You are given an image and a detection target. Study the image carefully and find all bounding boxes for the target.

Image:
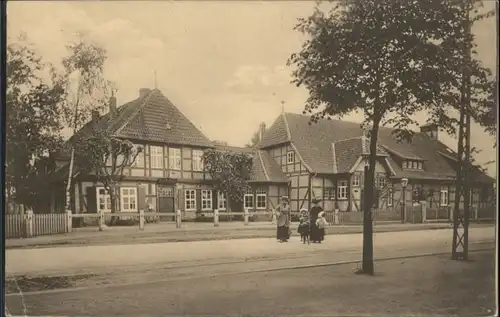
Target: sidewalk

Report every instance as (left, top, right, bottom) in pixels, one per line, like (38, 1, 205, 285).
(4, 221, 458, 249)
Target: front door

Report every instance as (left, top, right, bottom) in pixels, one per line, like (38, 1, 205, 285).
(158, 186, 175, 215)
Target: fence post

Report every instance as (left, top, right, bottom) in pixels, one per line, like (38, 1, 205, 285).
(139, 209, 145, 231)
(214, 209, 219, 227)
(176, 209, 182, 228)
(271, 211, 277, 224)
(244, 209, 250, 225)
(66, 209, 73, 233)
(98, 211, 105, 231)
(334, 209, 339, 225)
(25, 209, 34, 238)
(421, 201, 427, 223)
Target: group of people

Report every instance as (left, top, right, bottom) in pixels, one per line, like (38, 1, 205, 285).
(273, 196, 328, 244)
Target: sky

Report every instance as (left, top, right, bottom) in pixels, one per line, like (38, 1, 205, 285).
(7, 1, 498, 177)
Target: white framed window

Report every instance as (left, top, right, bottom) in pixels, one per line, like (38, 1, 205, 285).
(352, 175, 360, 187)
(418, 161, 423, 170)
(185, 189, 196, 211)
(440, 186, 449, 206)
(150, 146, 164, 169)
(387, 188, 393, 206)
(192, 150, 204, 171)
(256, 188, 267, 209)
(120, 187, 137, 212)
(244, 188, 254, 209)
(169, 148, 182, 170)
(96, 187, 112, 213)
(217, 191, 227, 211)
(337, 181, 348, 200)
(377, 176, 387, 189)
(286, 151, 295, 164)
(201, 190, 212, 211)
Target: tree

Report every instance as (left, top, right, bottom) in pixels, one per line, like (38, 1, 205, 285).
(60, 35, 114, 214)
(74, 126, 142, 224)
(6, 34, 66, 209)
(288, 0, 464, 275)
(202, 150, 253, 205)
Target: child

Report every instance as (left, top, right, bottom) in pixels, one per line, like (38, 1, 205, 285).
(316, 211, 329, 231)
(297, 208, 310, 244)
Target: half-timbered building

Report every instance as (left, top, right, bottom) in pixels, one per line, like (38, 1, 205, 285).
(258, 112, 495, 216)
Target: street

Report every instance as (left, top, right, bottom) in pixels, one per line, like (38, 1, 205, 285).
(5, 250, 495, 316)
(4, 227, 496, 316)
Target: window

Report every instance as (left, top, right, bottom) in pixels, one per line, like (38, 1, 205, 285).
(337, 181, 348, 200)
(324, 187, 336, 200)
(412, 161, 417, 169)
(185, 189, 196, 210)
(201, 190, 212, 210)
(192, 150, 204, 171)
(97, 187, 112, 212)
(244, 189, 254, 209)
(120, 187, 137, 212)
(132, 150, 144, 168)
(387, 188, 393, 206)
(418, 161, 423, 170)
(256, 188, 267, 209)
(150, 146, 163, 169)
(440, 186, 449, 206)
(217, 191, 227, 211)
(376, 176, 387, 189)
(169, 148, 182, 170)
(286, 151, 295, 164)
(352, 175, 360, 187)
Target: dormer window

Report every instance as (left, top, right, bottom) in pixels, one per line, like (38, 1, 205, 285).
(403, 160, 423, 170)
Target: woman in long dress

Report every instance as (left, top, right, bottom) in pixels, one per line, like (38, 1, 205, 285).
(309, 198, 325, 243)
(274, 196, 291, 242)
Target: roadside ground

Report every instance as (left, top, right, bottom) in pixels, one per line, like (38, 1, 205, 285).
(5, 249, 495, 316)
(5, 221, 462, 249)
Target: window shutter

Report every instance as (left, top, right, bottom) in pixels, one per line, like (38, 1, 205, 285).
(213, 190, 218, 210)
(137, 186, 147, 211)
(86, 186, 97, 213)
(196, 189, 202, 211)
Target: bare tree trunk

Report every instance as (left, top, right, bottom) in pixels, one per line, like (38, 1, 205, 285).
(64, 147, 75, 212)
(362, 117, 381, 276)
(109, 185, 118, 226)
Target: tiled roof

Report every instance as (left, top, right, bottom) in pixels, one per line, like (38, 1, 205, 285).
(259, 112, 493, 183)
(57, 89, 213, 159)
(213, 143, 288, 183)
(333, 137, 388, 173)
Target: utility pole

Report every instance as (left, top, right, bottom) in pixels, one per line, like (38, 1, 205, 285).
(452, 1, 472, 261)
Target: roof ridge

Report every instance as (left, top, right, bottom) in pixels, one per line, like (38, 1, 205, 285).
(114, 91, 155, 136)
(258, 151, 270, 182)
(282, 112, 292, 141)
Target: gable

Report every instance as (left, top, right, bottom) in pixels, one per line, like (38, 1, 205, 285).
(115, 90, 213, 148)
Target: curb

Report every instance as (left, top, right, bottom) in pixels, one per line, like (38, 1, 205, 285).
(5, 246, 493, 297)
(5, 225, 454, 250)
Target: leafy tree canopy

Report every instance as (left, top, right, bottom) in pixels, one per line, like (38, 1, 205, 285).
(6, 34, 66, 207)
(202, 150, 253, 202)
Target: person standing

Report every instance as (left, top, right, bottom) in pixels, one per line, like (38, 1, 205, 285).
(309, 198, 325, 243)
(274, 196, 291, 243)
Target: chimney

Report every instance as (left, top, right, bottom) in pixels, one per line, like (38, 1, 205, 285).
(109, 94, 117, 118)
(139, 88, 151, 99)
(259, 122, 266, 141)
(420, 123, 438, 140)
(91, 110, 100, 123)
